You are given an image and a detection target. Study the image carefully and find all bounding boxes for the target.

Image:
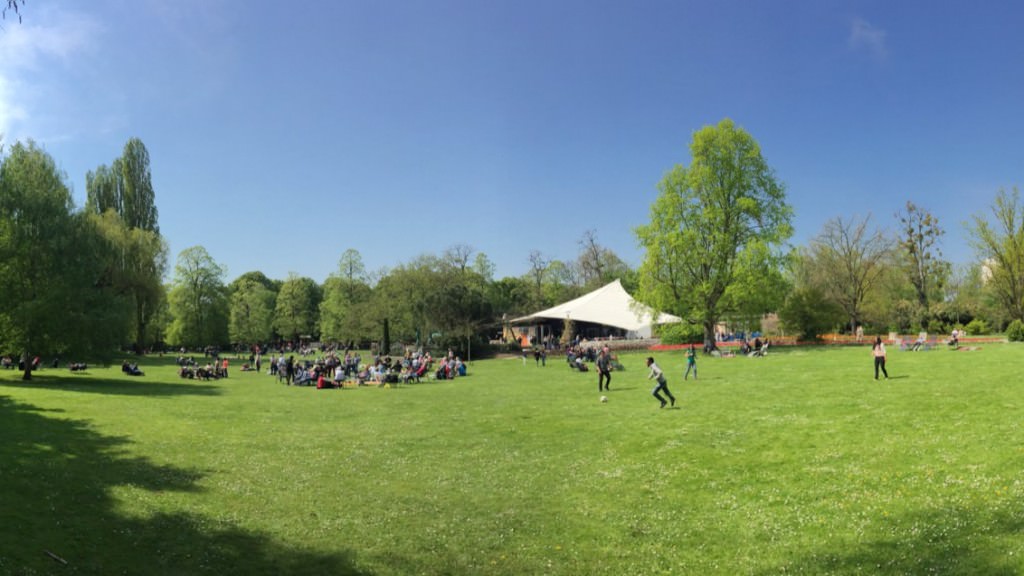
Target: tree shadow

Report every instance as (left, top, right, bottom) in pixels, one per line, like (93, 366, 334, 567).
(0, 372, 222, 397)
(0, 395, 370, 575)
(757, 505, 1024, 575)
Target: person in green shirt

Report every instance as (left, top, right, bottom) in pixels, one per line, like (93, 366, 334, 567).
(684, 344, 697, 380)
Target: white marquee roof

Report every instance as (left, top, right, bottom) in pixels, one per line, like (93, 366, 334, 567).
(511, 279, 681, 334)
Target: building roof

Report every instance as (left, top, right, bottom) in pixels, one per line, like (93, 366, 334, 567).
(511, 279, 681, 333)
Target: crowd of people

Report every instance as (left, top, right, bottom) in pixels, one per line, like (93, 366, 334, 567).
(177, 355, 229, 380)
(252, 347, 468, 388)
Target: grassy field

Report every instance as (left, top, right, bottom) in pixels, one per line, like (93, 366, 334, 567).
(2, 344, 1024, 575)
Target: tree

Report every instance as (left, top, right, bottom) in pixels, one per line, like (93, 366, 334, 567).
(336, 249, 367, 284)
(85, 162, 122, 215)
(273, 274, 322, 342)
(443, 243, 474, 273)
(86, 139, 159, 232)
(229, 270, 281, 294)
(427, 269, 493, 357)
(319, 259, 374, 345)
(578, 230, 607, 287)
(487, 276, 533, 319)
(576, 230, 634, 290)
(895, 201, 949, 327)
(229, 278, 276, 346)
(968, 187, 1024, 323)
(370, 260, 438, 348)
(91, 211, 168, 352)
(778, 249, 843, 340)
(543, 260, 583, 305)
(527, 250, 549, 308)
(119, 138, 159, 232)
(85, 138, 166, 352)
(0, 141, 125, 378)
(472, 252, 496, 282)
(635, 119, 793, 347)
(167, 246, 229, 348)
(810, 214, 892, 333)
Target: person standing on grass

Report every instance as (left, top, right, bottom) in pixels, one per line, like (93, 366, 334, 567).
(646, 356, 675, 408)
(684, 344, 697, 380)
(597, 348, 611, 391)
(872, 336, 889, 380)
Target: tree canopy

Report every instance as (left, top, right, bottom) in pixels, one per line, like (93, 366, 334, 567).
(635, 119, 793, 346)
(167, 246, 229, 347)
(968, 187, 1024, 324)
(0, 141, 125, 377)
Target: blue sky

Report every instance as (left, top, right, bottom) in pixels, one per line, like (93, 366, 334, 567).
(2, 1, 1022, 283)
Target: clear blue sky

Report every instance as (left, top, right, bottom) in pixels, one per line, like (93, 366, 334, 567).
(2, 1, 1022, 283)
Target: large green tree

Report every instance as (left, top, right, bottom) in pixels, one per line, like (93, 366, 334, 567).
(273, 274, 322, 342)
(778, 249, 844, 340)
(85, 138, 166, 352)
(809, 214, 892, 333)
(320, 251, 374, 345)
(635, 119, 793, 347)
(968, 187, 1024, 323)
(229, 278, 276, 346)
(167, 246, 229, 347)
(0, 141, 125, 378)
(86, 139, 159, 232)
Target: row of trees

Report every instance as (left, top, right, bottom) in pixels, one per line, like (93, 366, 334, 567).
(4, 122, 1024, 378)
(633, 119, 1024, 345)
(0, 138, 165, 379)
(162, 239, 636, 354)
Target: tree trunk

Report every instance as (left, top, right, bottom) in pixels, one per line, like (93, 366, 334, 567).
(703, 319, 717, 352)
(21, 352, 32, 381)
(135, 301, 148, 355)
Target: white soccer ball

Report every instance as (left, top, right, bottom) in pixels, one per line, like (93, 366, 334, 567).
(600, 395, 608, 403)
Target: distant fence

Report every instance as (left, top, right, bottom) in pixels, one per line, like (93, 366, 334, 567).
(649, 334, 1006, 351)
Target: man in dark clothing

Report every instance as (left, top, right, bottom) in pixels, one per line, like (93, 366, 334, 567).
(596, 349, 612, 391)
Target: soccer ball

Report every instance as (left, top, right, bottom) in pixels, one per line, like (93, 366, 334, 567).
(600, 395, 608, 403)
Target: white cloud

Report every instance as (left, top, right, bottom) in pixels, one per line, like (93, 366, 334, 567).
(849, 17, 887, 60)
(0, 7, 102, 142)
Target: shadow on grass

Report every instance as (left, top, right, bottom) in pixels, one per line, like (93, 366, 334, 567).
(0, 395, 370, 575)
(0, 372, 222, 397)
(759, 506, 1024, 575)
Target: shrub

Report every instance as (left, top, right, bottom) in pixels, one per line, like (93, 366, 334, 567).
(658, 322, 703, 345)
(965, 319, 989, 336)
(926, 319, 947, 334)
(1006, 319, 1024, 342)
(778, 287, 844, 341)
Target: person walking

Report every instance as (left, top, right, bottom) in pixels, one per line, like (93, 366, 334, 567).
(872, 336, 889, 380)
(646, 356, 675, 408)
(684, 344, 697, 380)
(597, 349, 612, 391)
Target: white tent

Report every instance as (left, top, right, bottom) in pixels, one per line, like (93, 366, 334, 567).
(511, 279, 681, 338)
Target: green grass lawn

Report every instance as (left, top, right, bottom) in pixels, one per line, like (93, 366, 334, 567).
(2, 344, 1024, 575)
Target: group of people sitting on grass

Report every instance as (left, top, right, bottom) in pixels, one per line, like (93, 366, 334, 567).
(264, 348, 467, 388)
(121, 360, 144, 376)
(738, 337, 770, 357)
(1, 355, 41, 371)
(565, 344, 624, 372)
(566, 345, 597, 371)
(177, 355, 230, 380)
